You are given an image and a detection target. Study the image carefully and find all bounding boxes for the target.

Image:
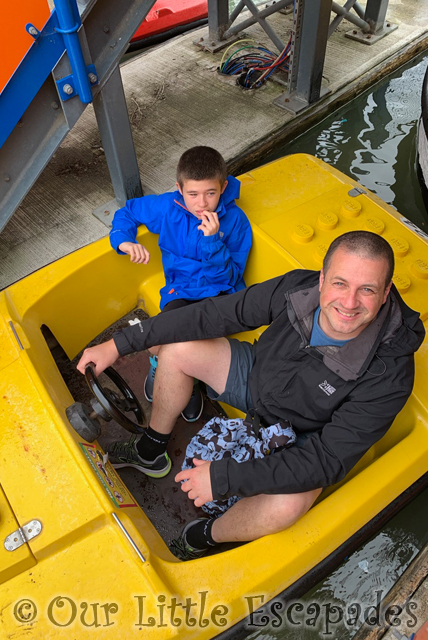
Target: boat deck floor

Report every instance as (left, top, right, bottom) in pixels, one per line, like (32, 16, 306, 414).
(1, 1, 428, 289)
(51, 307, 233, 549)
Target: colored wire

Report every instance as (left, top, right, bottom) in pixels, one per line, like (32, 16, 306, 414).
(219, 39, 255, 70)
(219, 38, 292, 89)
(221, 46, 261, 73)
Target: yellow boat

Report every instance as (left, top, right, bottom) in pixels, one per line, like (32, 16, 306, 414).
(1, 154, 428, 639)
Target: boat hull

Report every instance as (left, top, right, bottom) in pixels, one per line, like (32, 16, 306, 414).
(1, 154, 428, 639)
(130, 0, 207, 49)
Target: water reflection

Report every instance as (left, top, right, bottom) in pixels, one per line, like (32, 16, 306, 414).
(264, 54, 428, 230)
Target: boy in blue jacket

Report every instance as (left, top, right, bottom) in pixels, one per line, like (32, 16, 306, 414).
(109, 146, 252, 429)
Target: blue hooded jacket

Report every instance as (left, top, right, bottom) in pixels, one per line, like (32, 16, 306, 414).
(110, 175, 252, 309)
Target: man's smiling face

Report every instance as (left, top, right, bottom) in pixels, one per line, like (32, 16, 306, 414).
(318, 247, 392, 341)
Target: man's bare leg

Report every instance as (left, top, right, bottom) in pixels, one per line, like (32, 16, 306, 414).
(211, 489, 322, 543)
(150, 341, 321, 545)
(149, 338, 232, 435)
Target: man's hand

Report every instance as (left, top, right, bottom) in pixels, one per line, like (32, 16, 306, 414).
(175, 458, 213, 507)
(77, 339, 120, 376)
(198, 211, 220, 237)
(118, 241, 150, 264)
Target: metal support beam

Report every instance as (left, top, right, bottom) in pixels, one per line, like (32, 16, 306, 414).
(54, 0, 93, 103)
(345, 0, 397, 45)
(0, 78, 69, 234)
(197, 0, 292, 53)
(353, 2, 365, 19)
(195, 0, 396, 112)
(0, 11, 64, 150)
(329, 0, 369, 38)
(236, 0, 285, 52)
(229, 0, 246, 25)
(195, 0, 240, 52)
(227, 0, 292, 36)
(0, 0, 156, 233)
(93, 66, 142, 206)
(226, 0, 293, 51)
(207, 0, 229, 42)
(275, 0, 331, 112)
(364, 0, 389, 33)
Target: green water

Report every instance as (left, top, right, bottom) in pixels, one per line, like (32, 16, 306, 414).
(245, 52, 428, 640)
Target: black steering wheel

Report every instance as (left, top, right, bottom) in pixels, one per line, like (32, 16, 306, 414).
(85, 363, 145, 434)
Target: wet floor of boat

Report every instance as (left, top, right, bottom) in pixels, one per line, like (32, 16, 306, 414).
(47, 307, 235, 550)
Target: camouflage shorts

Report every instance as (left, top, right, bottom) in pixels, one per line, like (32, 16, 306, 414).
(182, 416, 296, 517)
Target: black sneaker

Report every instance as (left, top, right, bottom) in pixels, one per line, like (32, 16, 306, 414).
(144, 356, 158, 402)
(107, 435, 171, 478)
(169, 518, 210, 560)
(181, 382, 203, 422)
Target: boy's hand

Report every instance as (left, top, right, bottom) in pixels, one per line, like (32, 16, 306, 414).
(118, 242, 150, 264)
(198, 211, 220, 237)
(77, 339, 119, 376)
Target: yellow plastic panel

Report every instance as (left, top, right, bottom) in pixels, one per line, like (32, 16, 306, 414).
(240, 156, 428, 321)
(0, 519, 178, 640)
(4, 231, 165, 361)
(0, 305, 21, 372)
(238, 154, 341, 226)
(0, 358, 109, 558)
(0, 485, 36, 585)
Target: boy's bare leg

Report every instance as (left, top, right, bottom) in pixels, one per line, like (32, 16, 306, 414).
(211, 489, 322, 543)
(149, 338, 231, 435)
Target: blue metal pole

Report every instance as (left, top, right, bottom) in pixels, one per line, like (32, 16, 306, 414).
(54, 0, 93, 103)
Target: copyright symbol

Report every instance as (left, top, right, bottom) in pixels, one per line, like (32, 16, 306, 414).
(13, 599, 37, 623)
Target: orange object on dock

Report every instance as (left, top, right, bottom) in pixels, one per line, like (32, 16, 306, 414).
(415, 620, 428, 640)
(0, 0, 50, 94)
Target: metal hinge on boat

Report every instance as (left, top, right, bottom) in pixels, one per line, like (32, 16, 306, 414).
(4, 520, 42, 551)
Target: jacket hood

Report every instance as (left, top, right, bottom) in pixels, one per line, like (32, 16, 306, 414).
(287, 273, 425, 382)
(222, 175, 241, 204)
(380, 285, 426, 356)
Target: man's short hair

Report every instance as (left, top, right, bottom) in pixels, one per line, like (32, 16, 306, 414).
(323, 230, 395, 287)
(176, 146, 227, 187)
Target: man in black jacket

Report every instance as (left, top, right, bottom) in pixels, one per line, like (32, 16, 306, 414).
(77, 231, 425, 560)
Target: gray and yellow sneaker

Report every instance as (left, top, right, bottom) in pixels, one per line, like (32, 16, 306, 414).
(169, 518, 210, 560)
(107, 435, 171, 478)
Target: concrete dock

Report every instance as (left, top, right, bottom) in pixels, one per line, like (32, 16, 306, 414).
(1, 0, 428, 288)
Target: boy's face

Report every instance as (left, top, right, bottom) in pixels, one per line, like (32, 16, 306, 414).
(177, 178, 227, 219)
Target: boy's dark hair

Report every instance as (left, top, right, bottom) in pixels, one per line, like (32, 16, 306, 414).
(323, 230, 394, 287)
(176, 146, 227, 187)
